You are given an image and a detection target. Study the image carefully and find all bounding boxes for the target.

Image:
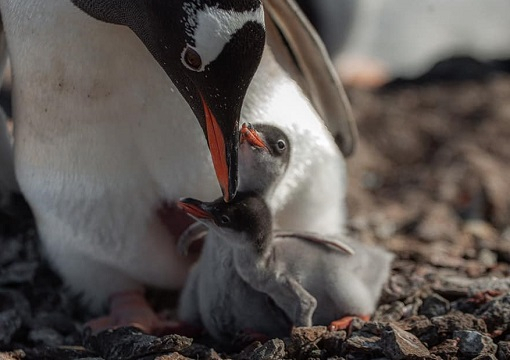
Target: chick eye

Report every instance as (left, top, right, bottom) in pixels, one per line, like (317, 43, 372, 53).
(276, 139, 287, 151)
(182, 46, 202, 71)
(220, 215, 231, 224)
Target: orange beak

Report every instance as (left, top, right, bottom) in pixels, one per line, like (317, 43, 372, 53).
(240, 123, 269, 151)
(201, 96, 237, 202)
(177, 198, 213, 220)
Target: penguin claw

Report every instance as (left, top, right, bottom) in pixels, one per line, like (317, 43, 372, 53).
(328, 314, 370, 331)
(85, 290, 178, 336)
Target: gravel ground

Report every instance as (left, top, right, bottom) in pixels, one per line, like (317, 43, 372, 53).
(1, 69, 510, 360)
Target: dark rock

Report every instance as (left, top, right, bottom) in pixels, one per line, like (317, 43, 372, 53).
(397, 315, 438, 347)
(431, 311, 487, 341)
(429, 339, 459, 360)
(84, 327, 192, 360)
(180, 343, 221, 360)
(472, 355, 498, 360)
(498, 341, 510, 360)
(475, 293, 510, 335)
(24, 346, 97, 360)
(150, 353, 192, 360)
(454, 330, 497, 358)
(343, 333, 383, 356)
(291, 326, 327, 345)
(248, 339, 285, 360)
(28, 327, 64, 347)
(420, 294, 450, 317)
(373, 301, 406, 322)
(380, 323, 431, 360)
(319, 330, 347, 356)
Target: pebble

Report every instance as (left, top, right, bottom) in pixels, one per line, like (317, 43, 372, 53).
(419, 294, 450, 318)
(380, 324, 432, 360)
(454, 330, 497, 358)
(498, 341, 510, 360)
(84, 327, 193, 359)
(248, 339, 285, 360)
(429, 338, 459, 359)
(475, 293, 510, 335)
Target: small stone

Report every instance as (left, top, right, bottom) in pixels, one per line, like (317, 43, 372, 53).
(373, 301, 406, 322)
(24, 346, 96, 360)
(153, 353, 192, 360)
(248, 339, 285, 360)
(419, 294, 450, 318)
(498, 341, 510, 360)
(84, 327, 193, 359)
(429, 339, 459, 360)
(0, 350, 26, 360)
(475, 293, 510, 335)
(431, 311, 487, 341)
(291, 326, 328, 344)
(381, 324, 430, 360)
(397, 315, 438, 347)
(468, 278, 510, 297)
(416, 203, 459, 242)
(320, 330, 347, 356)
(180, 343, 221, 360)
(473, 355, 497, 360)
(454, 330, 497, 358)
(28, 327, 64, 347)
(344, 334, 383, 355)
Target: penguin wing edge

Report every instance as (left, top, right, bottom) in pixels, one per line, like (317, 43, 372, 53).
(263, 0, 358, 157)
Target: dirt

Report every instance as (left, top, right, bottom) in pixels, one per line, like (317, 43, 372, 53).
(1, 70, 510, 359)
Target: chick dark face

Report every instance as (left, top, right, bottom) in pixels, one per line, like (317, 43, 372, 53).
(71, 0, 266, 201)
(178, 192, 271, 250)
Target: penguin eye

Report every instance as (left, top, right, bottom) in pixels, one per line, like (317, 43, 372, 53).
(276, 140, 287, 152)
(220, 215, 231, 225)
(182, 46, 202, 71)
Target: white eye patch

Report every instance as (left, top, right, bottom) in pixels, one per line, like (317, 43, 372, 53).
(182, 4, 264, 72)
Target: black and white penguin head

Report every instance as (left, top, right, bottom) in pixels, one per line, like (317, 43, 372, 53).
(239, 123, 290, 195)
(71, 0, 266, 201)
(178, 192, 271, 252)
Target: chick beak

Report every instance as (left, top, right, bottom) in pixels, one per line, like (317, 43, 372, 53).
(240, 123, 269, 151)
(201, 96, 238, 202)
(178, 198, 213, 220)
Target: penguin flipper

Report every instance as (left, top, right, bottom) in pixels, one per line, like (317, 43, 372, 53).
(263, 0, 358, 156)
(177, 222, 208, 256)
(274, 230, 355, 255)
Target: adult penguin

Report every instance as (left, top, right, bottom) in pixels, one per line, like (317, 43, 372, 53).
(0, 0, 356, 333)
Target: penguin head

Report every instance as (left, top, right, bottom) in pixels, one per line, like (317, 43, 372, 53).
(71, 0, 266, 201)
(178, 192, 271, 252)
(239, 123, 290, 195)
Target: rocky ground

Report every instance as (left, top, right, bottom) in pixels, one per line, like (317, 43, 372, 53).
(1, 67, 510, 359)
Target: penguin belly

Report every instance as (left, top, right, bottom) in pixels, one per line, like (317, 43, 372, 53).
(1, 0, 348, 310)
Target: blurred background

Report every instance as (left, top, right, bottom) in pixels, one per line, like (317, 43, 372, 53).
(0, 0, 509, 354)
(297, 0, 510, 266)
(2, 0, 510, 247)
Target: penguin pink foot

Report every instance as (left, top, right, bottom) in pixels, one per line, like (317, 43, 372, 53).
(328, 314, 370, 331)
(86, 290, 179, 336)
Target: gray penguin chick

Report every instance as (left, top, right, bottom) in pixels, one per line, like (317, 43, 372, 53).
(177, 193, 394, 344)
(177, 122, 291, 255)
